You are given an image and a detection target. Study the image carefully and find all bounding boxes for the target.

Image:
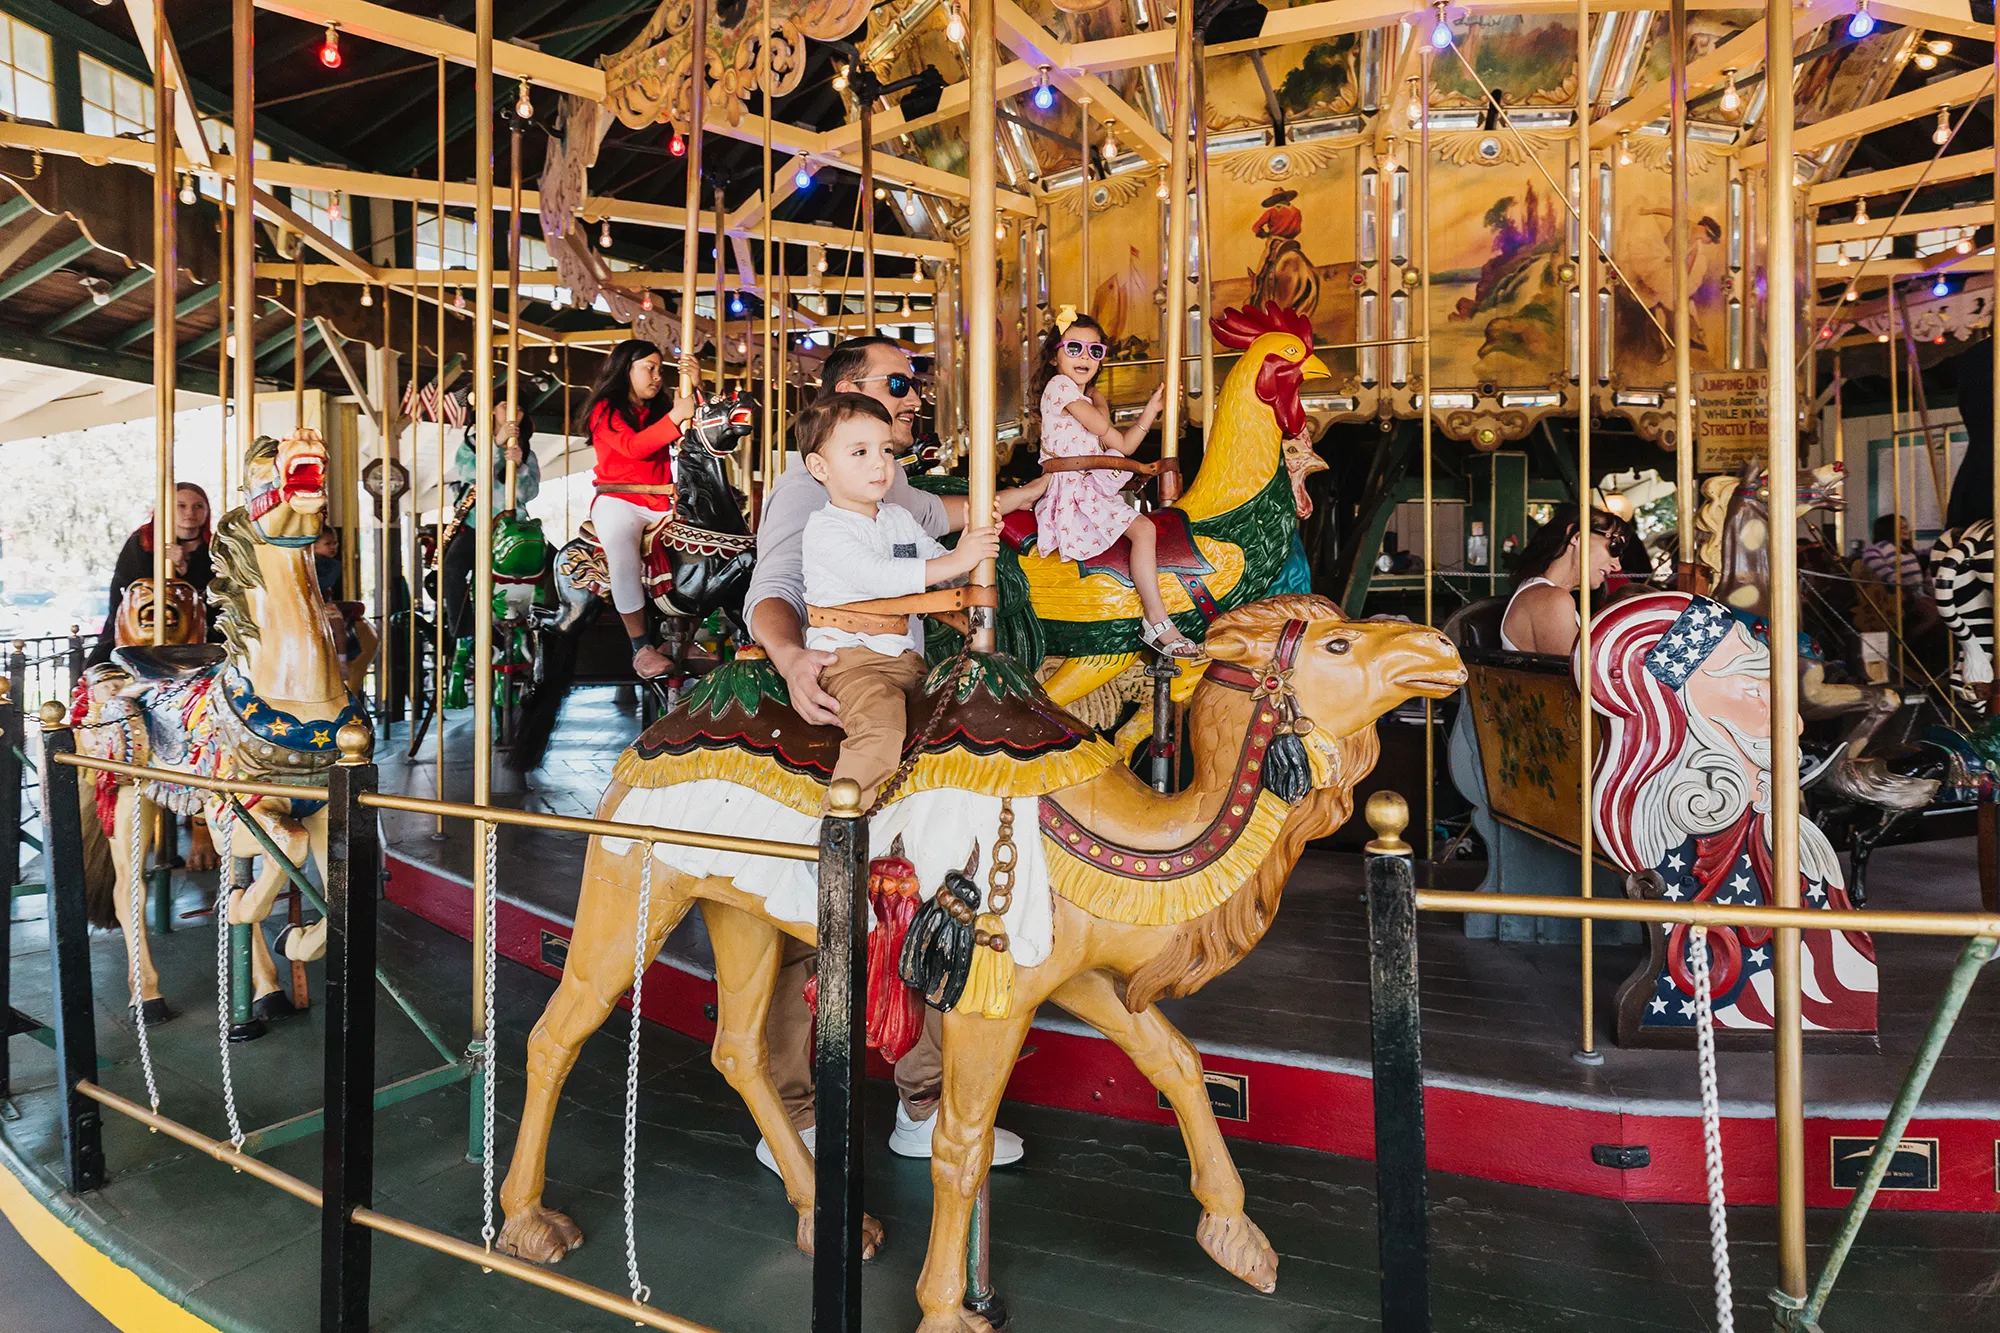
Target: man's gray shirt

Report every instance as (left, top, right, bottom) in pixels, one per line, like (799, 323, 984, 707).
(744, 464, 950, 643)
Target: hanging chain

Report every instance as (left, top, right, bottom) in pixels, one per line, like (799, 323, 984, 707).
(480, 819, 499, 1249)
(623, 842, 655, 1307)
(126, 798, 161, 1115)
(1690, 926, 1735, 1333)
(980, 799, 1017, 954)
(864, 640, 976, 819)
(213, 801, 245, 1149)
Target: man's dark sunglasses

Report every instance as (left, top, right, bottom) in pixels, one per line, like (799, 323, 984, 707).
(1061, 339, 1108, 361)
(852, 372, 918, 399)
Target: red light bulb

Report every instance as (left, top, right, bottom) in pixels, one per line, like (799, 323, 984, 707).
(669, 131, 686, 157)
(319, 25, 342, 69)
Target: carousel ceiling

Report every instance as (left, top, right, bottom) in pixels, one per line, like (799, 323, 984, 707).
(0, 0, 1994, 421)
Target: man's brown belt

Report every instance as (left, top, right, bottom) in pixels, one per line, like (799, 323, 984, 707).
(1039, 456, 1180, 477)
(807, 585, 999, 639)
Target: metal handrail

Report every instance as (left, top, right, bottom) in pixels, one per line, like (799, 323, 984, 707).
(358, 790, 820, 863)
(52, 752, 329, 804)
(1415, 889, 2000, 939)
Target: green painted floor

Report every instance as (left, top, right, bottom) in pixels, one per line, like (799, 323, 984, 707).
(6, 871, 2000, 1332)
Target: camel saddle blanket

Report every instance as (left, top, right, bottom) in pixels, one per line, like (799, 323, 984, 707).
(1001, 508, 1223, 620)
(611, 652, 1118, 816)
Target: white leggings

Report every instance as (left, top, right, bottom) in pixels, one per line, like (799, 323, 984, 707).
(592, 494, 659, 615)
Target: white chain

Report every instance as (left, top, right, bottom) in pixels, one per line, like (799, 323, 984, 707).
(480, 819, 499, 1249)
(623, 842, 653, 1307)
(126, 799, 161, 1114)
(212, 802, 246, 1149)
(1689, 926, 1735, 1333)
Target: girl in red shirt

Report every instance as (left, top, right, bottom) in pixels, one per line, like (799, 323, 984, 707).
(582, 340, 697, 677)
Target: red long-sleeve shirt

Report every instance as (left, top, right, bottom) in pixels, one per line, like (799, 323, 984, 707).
(589, 401, 681, 512)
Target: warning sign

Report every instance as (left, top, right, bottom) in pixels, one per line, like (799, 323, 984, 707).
(1694, 369, 1769, 472)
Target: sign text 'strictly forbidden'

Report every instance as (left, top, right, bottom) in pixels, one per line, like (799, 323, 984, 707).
(1695, 369, 1769, 472)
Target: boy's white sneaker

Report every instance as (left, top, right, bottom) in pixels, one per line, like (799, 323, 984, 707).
(887, 1102, 1025, 1165)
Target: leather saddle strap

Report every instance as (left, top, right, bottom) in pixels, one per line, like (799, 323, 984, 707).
(1041, 456, 1158, 476)
(595, 483, 680, 496)
(807, 585, 997, 639)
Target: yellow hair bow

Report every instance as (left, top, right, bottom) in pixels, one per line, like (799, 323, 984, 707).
(1054, 303, 1079, 334)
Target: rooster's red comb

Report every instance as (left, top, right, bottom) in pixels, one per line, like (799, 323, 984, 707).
(1212, 302, 1314, 351)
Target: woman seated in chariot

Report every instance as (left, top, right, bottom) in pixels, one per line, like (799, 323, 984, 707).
(1499, 504, 1623, 656)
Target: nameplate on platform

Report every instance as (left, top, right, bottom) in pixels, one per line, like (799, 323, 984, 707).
(540, 929, 570, 971)
(1159, 1070, 1249, 1123)
(1829, 1135, 1939, 1192)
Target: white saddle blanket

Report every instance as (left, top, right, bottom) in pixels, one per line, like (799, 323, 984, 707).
(602, 782, 1054, 968)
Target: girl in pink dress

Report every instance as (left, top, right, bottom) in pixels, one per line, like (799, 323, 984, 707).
(1031, 312, 1201, 658)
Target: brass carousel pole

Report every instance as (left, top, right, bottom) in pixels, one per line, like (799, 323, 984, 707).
(966, 0, 998, 649)
(562, 347, 572, 541)
(1078, 98, 1091, 308)
(1575, 0, 1599, 1063)
(1765, 0, 1809, 1299)
(432, 54, 448, 835)
(1420, 46, 1435, 863)
(152, 0, 175, 648)
(218, 206, 230, 506)
(680, 0, 708, 394)
(1671, 0, 1695, 586)
(469, 0, 498, 1166)
(1157, 1, 1194, 503)
(232, 0, 255, 537)
(760, 0, 774, 520)
(716, 182, 728, 394)
(861, 88, 877, 338)
(1195, 64, 1216, 431)
(506, 102, 523, 512)
(1889, 284, 1906, 685)
(380, 284, 394, 717)
(408, 280, 421, 729)
(293, 249, 306, 428)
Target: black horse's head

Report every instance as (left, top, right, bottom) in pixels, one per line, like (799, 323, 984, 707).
(685, 389, 756, 456)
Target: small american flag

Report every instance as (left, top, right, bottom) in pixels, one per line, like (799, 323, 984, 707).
(402, 353, 468, 425)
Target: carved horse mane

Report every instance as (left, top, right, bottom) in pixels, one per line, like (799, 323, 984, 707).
(1697, 462, 1844, 617)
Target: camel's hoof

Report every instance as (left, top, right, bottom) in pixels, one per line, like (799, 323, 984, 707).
(795, 1211, 884, 1261)
(252, 990, 301, 1022)
(133, 998, 175, 1026)
(496, 1205, 584, 1264)
(1198, 1211, 1278, 1293)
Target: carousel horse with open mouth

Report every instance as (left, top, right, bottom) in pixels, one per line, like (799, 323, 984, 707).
(508, 389, 759, 771)
(978, 303, 1330, 751)
(493, 592, 1464, 1330)
(69, 429, 367, 1023)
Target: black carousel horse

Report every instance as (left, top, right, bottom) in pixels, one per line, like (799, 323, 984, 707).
(508, 390, 758, 771)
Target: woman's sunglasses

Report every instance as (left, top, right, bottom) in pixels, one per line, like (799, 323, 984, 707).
(851, 372, 918, 399)
(1060, 339, 1108, 361)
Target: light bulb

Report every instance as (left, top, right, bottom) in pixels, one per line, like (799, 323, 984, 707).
(1033, 67, 1056, 112)
(453, 287, 466, 310)
(995, 222, 1006, 240)
(1957, 236, 1974, 255)
(1929, 38, 1954, 56)
(549, 346, 559, 364)
(669, 131, 685, 157)
(1847, 1, 1874, 39)
(1156, 176, 1168, 199)
(817, 254, 829, 272)
(795, 163, 813, 190)
(1102, 129, 1118, 159)
(1836, 249, 1850, 267)
(901, 295, 912, 316)
(1933, 276, 1950, 297)
(946, 6, 965, 42)
(641, 290, 653, 312)
(1719, 70, 1741, 115)
(319, 24, 342, 69)
(833, 65, 849, 92)
(1845, 288, 1859, 302)
(1618, 133, 1632, 166)
(327, 196, 341, 222)
(178, 174, 196, 205)
(361, 285, 373, 307)
(600, 219, 612, 249)
(1933, 107, 1952, 146)
(728, 293, 746, 316)
(1853, 198, 1869, 226)
(516, 82, 533, 119)
(1430, 16, 1454, 50)
(874, 186, 887, 200)
(1914, 50, 1938, 71)
(1877, 331, 1890, 343)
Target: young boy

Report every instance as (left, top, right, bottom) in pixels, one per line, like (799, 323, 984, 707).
(798, 393, 1000, 809)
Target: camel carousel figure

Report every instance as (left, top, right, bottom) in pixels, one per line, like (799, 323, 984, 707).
(494, 592, 1464, 1327)
(69, 428, 367, 1021)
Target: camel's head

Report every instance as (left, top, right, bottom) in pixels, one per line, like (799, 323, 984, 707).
(1213, 303, 1330, 439)
(243, 430, 329, 545)
(115, 577, 206, 647)
(1203, 594, 1465, 789)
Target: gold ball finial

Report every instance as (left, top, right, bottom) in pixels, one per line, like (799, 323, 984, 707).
(826, 778, 863, 818)
(38, 699, 68, 730)
(1365, 790, 1412, 856)
(335, 721, 373, 765)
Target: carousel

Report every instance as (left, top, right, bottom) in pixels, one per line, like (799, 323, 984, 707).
(2, 1, 1999, 1331)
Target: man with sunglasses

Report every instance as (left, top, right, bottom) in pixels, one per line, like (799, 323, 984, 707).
(745, 335, 1043, 1173)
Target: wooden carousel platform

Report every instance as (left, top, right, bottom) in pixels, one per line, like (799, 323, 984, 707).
(6, 844, 2000, 1332)
(375, 692, 2000, 1216)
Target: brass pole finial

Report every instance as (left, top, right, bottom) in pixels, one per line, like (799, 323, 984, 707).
(1365, 790, 1411, 856)
(826, 778, 863, 818)
(335, 721, 374, 766)
(38, 700, 68, 731)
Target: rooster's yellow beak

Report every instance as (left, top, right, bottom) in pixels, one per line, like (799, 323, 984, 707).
(1301, 353, 1332, 381)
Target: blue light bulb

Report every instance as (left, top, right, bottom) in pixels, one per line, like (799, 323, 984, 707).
(795, 166, 813, 190)
(1847, 3, 1874, 38)
(1033, 83, 1056, 111)
(729, 295, 746, 315)
(1431, 19, 1454, 50)
(1933, 276, 1950, 298)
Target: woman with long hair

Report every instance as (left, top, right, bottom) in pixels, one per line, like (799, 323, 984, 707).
(581, 340, 698, 678)
(1499, 503, 1623, 655)
(89, 481, 214, 666)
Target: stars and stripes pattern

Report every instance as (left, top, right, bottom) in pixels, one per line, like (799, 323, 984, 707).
(1643, 823, 1878, 1033)
(400, 354, 470, 427)
(1930, 520, 1994, 695)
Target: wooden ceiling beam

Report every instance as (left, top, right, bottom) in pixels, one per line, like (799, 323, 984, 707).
(120, 1, 214, 169)
(993, 0, 1170, 163)
(1740, 65, 1994, 170)
(1817, 204, 1989, 241)
(249, 0, 607, 99)
(1807, 148, 1991, 205)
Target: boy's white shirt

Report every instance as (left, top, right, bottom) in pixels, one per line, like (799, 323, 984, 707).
(801, 500, 949, 657)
